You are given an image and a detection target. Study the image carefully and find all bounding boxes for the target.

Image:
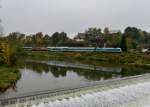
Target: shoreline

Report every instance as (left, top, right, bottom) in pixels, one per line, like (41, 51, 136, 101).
(26, 52, 150, 69)
(0, 66, 21, 92)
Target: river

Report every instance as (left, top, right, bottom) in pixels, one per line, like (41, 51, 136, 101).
(0, 60, 150, 107)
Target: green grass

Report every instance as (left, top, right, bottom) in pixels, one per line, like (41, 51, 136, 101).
(0, 66, 21, 92)
(26, 52, 150, 69)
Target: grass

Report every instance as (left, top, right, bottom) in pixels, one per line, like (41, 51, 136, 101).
(26, 51, 150, 68)
(0, 65, 21, 92)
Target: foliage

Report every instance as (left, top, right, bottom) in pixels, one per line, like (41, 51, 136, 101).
(124, 27, 150, 49)
(51, 32, 69, 46)
(0, 42, 10, 65)
(27, 52, 150, 67)
(0, 41, 25, 66)
(0, 66, 21, 91)
(120, 34, 127, 51)
(84, 28, 103, 47)
(0, 26, 150, 52)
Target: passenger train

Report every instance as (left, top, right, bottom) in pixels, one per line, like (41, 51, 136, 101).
(23, 47, 122, 53)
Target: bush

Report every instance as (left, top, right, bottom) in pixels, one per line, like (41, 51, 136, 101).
(0, 66, 21, 91)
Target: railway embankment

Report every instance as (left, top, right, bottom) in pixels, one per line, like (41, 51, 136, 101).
(26, 52, 150, 69)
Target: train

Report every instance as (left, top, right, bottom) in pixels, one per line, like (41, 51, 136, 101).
(23, 47, 122, 53)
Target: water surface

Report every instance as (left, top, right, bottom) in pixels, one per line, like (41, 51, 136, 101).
(0, 60, 149, 99)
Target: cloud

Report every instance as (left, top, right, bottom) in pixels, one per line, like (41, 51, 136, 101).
(1, 0, 150, 36)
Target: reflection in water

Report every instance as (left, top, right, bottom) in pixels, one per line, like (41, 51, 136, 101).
(25, 61, 121, 81)
(25, 60, 150, 80)
(121, 67, 150, 77)
(47, 61, 122, 73)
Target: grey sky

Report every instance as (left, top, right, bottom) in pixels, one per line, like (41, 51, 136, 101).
(0, 0, 150, 37)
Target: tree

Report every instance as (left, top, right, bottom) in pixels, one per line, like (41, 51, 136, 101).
(35, 32, 44, 46)
(124, 27, 144, 49)
(57, 32, 68, 46)
(120, 34, 127, 52)
(51, 32, 60, 46)
(0, 42, 10, 65)
(51, 32, 69, 46)
(25, 35, 32, 46)
(43, 34, 51, 46)
(84, 28, 103, 46)
(29, 32, 44, 47)
(7, 32, 25, 44)
(113, 33, 122, 47)
(104, 27, 109, 35)
(85, 28, 102, 40)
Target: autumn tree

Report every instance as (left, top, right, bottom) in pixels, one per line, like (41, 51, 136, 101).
(0, 42, 10, 65)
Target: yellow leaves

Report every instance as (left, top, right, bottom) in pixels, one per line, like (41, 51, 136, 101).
(0, 42, 10, 65)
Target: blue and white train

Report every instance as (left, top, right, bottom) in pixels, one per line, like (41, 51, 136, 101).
(47, 47, 122, 53)
(23, 47, 122, 53)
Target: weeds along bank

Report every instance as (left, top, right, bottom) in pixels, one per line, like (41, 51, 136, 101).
(27, 52, 150, 68)
(0, 66, 20, 91)
(0, 42, 21, 92)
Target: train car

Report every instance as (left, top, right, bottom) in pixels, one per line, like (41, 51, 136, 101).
(47, 47, 95, 52)
(47, 47, 68, 52)
(22, 47, 32, 51)
(24, 47, 122, 53)
(47, 47, 122, 52)
(66, 47, 95, 52)
(32, 47, 48, 51)
(96, 48, 122, 53)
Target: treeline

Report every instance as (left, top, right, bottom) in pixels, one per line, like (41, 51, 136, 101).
(0, 32, 83, 47)
(0, 27, 150, 52)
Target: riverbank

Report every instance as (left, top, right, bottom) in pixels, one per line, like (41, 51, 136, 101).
(26, 52, 150, 69)
(0, 66, 21, 92)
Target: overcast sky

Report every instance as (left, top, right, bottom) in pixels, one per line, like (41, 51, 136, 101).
(0, 0, 150, 37)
